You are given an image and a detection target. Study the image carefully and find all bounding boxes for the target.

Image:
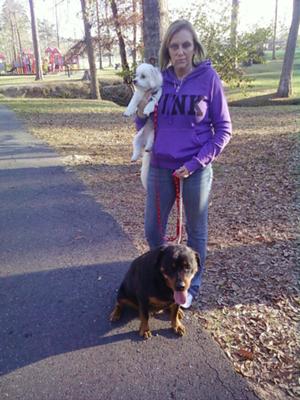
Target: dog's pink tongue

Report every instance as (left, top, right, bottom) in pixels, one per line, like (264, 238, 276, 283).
(174, 290, 187, 305)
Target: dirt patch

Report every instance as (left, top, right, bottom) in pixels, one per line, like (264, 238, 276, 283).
(20, 103, 299, 399)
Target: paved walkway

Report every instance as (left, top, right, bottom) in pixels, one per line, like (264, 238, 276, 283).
(0, 105, 259, 400)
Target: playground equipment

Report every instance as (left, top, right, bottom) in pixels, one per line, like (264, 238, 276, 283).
(45, 47, 64, 72)
(0, 52, 5, 73)
(20, 50, 35, 74)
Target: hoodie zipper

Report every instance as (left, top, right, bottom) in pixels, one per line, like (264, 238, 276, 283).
(174, 78, 184, 93)
(174, 75, 189, 93)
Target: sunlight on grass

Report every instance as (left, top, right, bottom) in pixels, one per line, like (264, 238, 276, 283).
(0, 49, 299, 106)
(226, 50, 300, 102)
(0, 68, 120, 87)
(0, 97, 123, 115)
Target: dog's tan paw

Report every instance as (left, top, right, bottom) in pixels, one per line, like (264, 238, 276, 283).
(140, 329, 152, 339)
(173, 322, 186, 336)
(139, 325, 152, 339)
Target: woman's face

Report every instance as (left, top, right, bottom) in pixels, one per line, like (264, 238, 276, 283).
(168, 29, 195, 76)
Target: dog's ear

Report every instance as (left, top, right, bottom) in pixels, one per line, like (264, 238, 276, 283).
(152, 244, 167, 270)
(149, 67, 163, 89)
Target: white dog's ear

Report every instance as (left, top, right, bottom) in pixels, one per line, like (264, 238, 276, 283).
(149, 67, 163, 89)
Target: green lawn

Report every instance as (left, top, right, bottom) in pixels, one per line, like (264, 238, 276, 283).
(0, 49, 299, 106)
(227, 49, 300, 103)
(0, 68, 119, 87)
(0, 97, 121, 114)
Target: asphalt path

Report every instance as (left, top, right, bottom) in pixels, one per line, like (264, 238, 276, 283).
(0, 105, 260, 400)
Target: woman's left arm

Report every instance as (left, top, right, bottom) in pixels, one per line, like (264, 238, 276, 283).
(184, 73, 232, 174)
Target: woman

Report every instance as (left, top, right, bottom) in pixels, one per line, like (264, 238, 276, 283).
(136, 19, 232, 308)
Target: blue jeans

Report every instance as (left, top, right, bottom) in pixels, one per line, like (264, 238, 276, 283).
(145, 164, 213, 296)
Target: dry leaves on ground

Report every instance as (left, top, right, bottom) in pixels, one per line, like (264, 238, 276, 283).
(23, 103, 299, 400)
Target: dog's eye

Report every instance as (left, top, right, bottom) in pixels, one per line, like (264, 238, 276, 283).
(141, 74, 146, 79)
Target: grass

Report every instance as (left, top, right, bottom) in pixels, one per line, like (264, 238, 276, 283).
(0, 49, 299, 107)
(0, 97, 121, 114)
(0, 68, 120, 87)
(226, 49, 300, 105)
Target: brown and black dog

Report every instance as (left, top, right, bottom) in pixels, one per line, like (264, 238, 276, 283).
(110, 244, 200, 339)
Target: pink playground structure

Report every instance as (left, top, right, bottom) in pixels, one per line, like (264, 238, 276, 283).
(44, 47, 64, 72)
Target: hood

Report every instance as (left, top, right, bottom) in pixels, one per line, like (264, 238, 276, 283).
(163, 59, 213, 85)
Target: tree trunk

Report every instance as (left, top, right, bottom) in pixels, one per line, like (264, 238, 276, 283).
(276, 0, 300, 97)
(13, 12, 24, 73)
(132, 0, 137, 65)
(16, 22, 24, 74)
(80, 0, 100, 99)
(110, 0, 130, 79)
(28, 0, 43, 80)
(96, 0, 103, 70)
(55, 2, 60, 49)
(272, 0, 278, 60)
(142, 0, 169, 65)
(105, 0, 113, 67)
(8, 12, 18, 66)
(230, 0, 239, 68)
(15, 20, 23, 59)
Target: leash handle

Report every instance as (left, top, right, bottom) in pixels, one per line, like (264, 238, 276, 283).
(168, 175, 183, 244)
(155, 174, 183, 244)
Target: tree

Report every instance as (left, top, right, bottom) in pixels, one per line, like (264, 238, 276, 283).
(230, 0, 239, 68)
(240, 27, 272, 64)
(7, 10, 18, 62)
(95, 0, 103, 69)
(80, 0, 100, 99)
(28, 0, 43, 80)
(104, 0, 113, 67)
(38, 19, 57, 50)
(132, 0, 138, 65)
(142, 0, 169, 64)
(0, 0, 31, 65)
(276, 0, 300, 97)
(272, 0, 278, 59)
(110, 0, 130, 76)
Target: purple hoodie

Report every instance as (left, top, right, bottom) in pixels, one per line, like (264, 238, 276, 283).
(136, 60, 232, 173)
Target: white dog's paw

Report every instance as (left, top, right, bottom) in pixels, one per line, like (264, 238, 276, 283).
(141, 151, 151, 190)
(131, 148, 141, 162)
(143, 102, 155, 116)
(131, 154, 139, 162)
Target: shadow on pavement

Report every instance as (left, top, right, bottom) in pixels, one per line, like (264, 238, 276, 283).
(0, 261, 137, 376)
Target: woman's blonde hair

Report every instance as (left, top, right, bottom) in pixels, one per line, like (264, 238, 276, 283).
(159, 19, 206, 71)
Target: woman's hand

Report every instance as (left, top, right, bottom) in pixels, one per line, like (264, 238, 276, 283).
(136, 90, 153, 118)
(173, 166, 190, 179)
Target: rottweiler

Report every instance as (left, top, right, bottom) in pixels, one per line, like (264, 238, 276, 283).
(110, 244, 200, 339)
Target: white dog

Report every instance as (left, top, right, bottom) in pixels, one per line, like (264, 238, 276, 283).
(124, 63, 163, 189)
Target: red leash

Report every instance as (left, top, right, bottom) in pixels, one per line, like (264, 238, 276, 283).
(153, 105, 183, 244)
